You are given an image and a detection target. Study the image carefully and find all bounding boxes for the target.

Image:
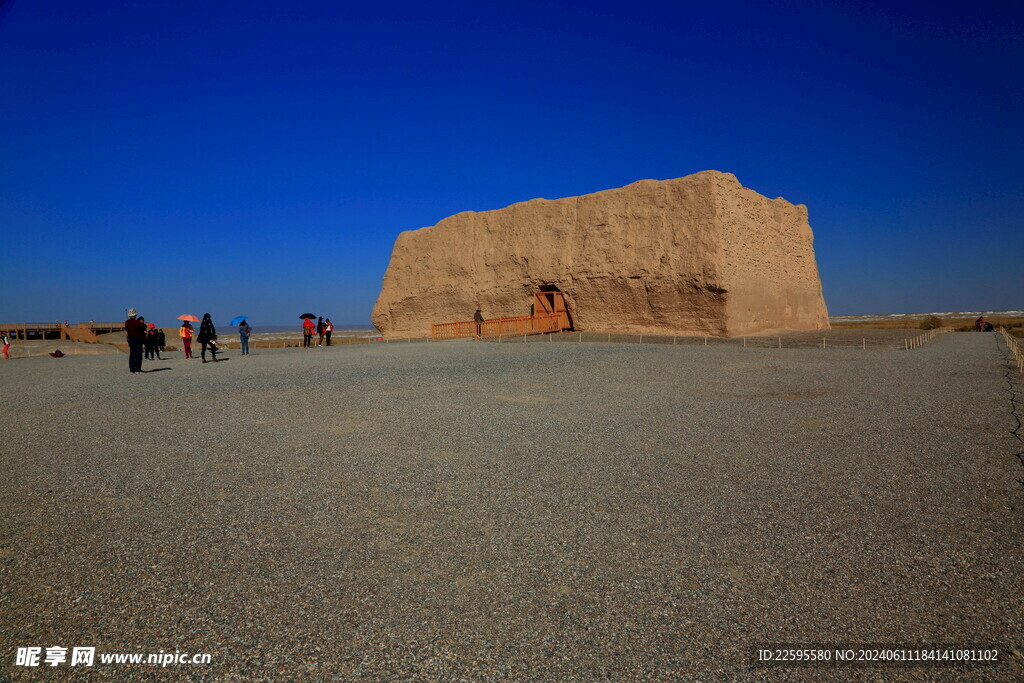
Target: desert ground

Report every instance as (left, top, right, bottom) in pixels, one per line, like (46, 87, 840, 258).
(1, 333, 1021, 679)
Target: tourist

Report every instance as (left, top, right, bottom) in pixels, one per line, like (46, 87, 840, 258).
(2, 332, 9, 359)
(156, 327, 166, 356)
(302, 316, 315, 348)
(317, 317, 325, 346)
(324, 318, 333, 346)
(975, 316, 984, 331)
(197, 313, 219, 362)
(124, 309, 146, 374)
(145, 323, 160, 360)
(180, 320, 194, 359)
(239, 319, 252, 355)
(473, 309, 484, 337)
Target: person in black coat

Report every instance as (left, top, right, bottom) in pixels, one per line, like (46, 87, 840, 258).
(145, 324, 162, 360)
(197, 313, 218, 363)
(473, 309, 484, 338)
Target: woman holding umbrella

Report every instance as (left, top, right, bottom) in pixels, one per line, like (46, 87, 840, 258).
(301, 314, 315, 348)
(178, 315, 198, 359)
(197, 313, 219, 363)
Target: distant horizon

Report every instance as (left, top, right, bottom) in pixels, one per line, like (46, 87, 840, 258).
(7, 308, 1024, 328)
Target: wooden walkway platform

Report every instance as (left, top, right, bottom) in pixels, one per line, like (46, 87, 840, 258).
(0, 322, 124, 343)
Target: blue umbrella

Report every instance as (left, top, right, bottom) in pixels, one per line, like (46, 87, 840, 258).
(230, 316, 249, 326)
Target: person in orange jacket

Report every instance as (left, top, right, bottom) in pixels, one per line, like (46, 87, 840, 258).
(179, 320, 194, 359)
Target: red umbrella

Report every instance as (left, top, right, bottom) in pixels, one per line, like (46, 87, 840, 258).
(177, 314, 200, 322)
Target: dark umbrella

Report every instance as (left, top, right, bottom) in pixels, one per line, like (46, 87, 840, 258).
(299, 313, 316, 319)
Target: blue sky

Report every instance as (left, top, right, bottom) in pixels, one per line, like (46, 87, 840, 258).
(1, 0, 1021, 326)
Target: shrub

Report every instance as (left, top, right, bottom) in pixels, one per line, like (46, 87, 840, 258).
(919, 315, 942, 330)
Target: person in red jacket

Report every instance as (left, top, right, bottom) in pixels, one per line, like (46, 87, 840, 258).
(179, 321, 194, 359)
(124, 309, 147, 374)
(302, 317, 315, 348)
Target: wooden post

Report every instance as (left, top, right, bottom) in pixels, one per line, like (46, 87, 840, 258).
(822, 336, 826, 349)
(862, 338, 865, 350)
(905, 339, 908, 350)
(704, 335, 707, 346)
(579, 332, 582, 342)
(673, 335, 676, 345)
(639, 334, 642, 345)
(778, 336, 781, 349)
(743, 336, 746, 348)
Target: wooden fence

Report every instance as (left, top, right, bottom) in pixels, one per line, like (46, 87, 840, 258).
(902, 326, 950, 350)
(484, 328, 954, 350)
(1002, 328, 1023, 379)
(478, 314, 563, 340)
(431, 314, 564, 341)
(430, 320, 477, 341)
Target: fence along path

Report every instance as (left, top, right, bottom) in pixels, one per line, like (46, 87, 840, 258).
(431, 313, 565, 341)
(1002, 329, 1024, 379)
(474, 327, 952, 350)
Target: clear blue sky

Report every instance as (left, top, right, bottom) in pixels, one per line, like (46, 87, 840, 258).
(2, 0, 1021, 326)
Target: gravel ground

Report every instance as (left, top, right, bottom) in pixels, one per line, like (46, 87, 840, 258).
(1, 333, 1021, 680)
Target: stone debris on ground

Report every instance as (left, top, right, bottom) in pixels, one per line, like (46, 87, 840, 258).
(0, 332, 1021, 679)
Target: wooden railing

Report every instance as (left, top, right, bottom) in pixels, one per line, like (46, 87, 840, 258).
(0, 321, 125, 342)
(903, 326, 951, 350)
(1002, 328, 1023, 379)
(0, 322, 66, 341)
(431, 320, 478, 341)
(477, 313, 564, 339)
(431, 313, 567, 341)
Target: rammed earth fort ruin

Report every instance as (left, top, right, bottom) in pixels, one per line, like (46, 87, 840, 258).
(372, 171, 829, 338)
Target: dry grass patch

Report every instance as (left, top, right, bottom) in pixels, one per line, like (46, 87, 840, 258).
(831, 316, 1024, 332)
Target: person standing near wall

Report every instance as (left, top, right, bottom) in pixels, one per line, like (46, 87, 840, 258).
(473, 309, 485, 339)
(316, 317, 325, 346)
(324, 318, 333, 346)
(124, 309, 146, 374)
(238, 319, 252, 355)
(2, 332, 10, 359)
